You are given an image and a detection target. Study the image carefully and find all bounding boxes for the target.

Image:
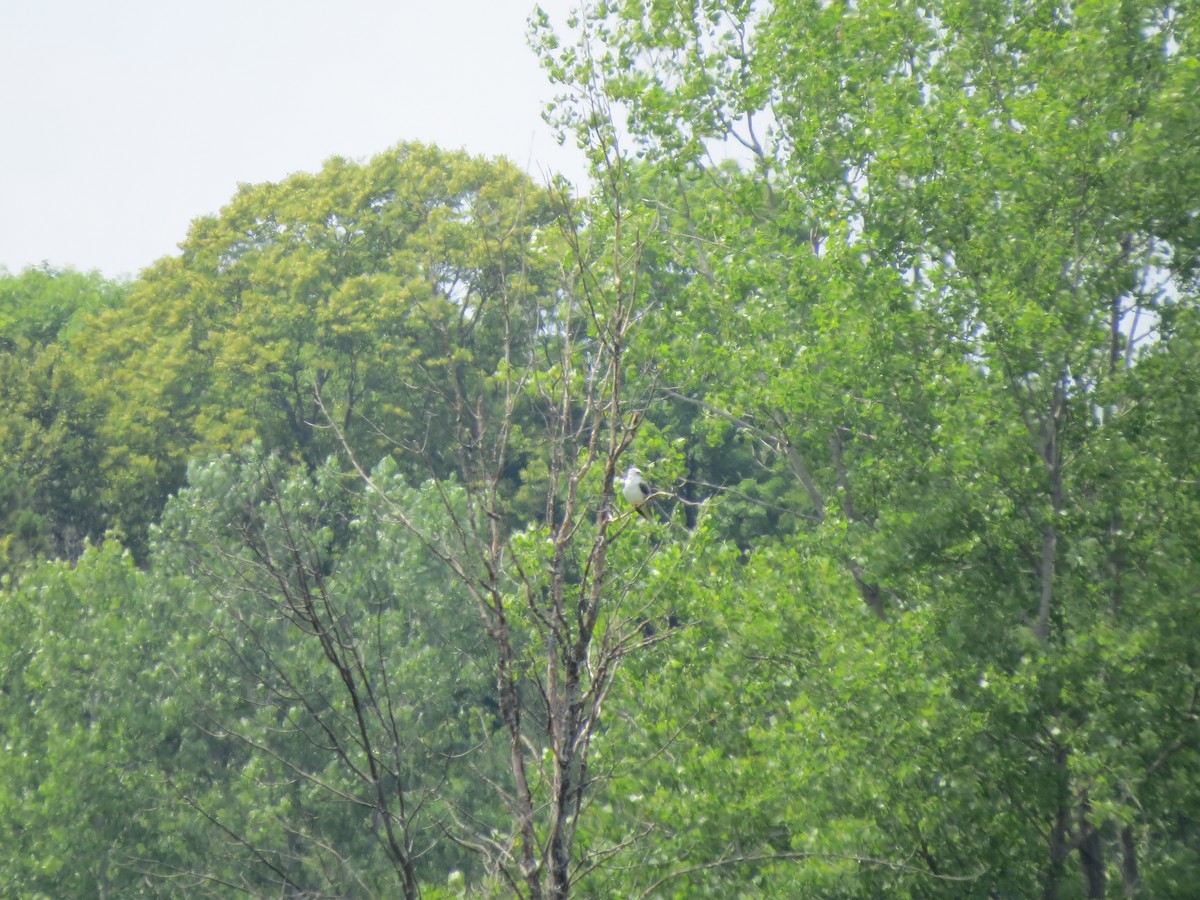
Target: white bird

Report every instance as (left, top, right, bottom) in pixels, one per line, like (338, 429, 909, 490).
(622, 465, 654, 520)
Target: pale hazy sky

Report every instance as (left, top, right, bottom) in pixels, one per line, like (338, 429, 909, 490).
(0, 0, 586, 280)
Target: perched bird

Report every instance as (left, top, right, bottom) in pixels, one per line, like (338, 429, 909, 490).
(622, 465, 654, 520)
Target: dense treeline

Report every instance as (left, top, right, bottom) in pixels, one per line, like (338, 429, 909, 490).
(2, 0, 1198, 896)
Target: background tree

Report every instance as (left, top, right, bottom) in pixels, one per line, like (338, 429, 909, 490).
(0, 266, 125, 349)
(143, 451, 505, 896)
(0, 268, 126, 574)
(0, 541, 195, 896)
(70, 143, 561, 559)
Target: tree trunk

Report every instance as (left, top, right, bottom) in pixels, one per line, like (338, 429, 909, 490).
(1044, 746, 1071, 900)
(829, 426, 887, 618)
(1078, 792, 1107, 899)
(1119, 825, 1140, 897)
(1035, 378, 1067, 645)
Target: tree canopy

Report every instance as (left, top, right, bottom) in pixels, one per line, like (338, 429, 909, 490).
(3, 1, 1199, 895)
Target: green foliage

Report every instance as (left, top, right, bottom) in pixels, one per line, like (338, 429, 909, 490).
(0, 541, 190, 896)
(539, 0, 1200, 894)
(4, 0, 1199, 892)
(0, 266, 125, 349)
(0, 269, 126, 575)
(145, 449, 511, 893)
(70, 142, 561, 557)
(2, 448, 523, 896)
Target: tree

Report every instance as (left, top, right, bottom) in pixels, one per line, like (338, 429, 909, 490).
(144, 450, 504, 895)
(0, 541, 193, 896)
(307, 164, 705, 896)
(61, 139, 705, 896)
(535, 0, 1200, 894)
(0, 266, 125, 350)
(72, 143, 563, 558)
(0, 268, 126, 574)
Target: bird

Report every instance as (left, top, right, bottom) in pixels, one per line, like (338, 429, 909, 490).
(622, 465, 654, 520)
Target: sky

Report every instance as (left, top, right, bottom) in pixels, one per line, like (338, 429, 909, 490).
(0, 0, 587, 280)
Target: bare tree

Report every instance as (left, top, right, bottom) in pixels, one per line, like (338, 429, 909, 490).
(311, 167, 685, 896)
